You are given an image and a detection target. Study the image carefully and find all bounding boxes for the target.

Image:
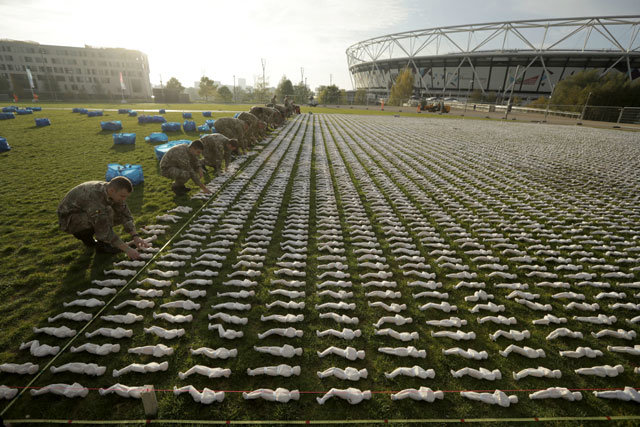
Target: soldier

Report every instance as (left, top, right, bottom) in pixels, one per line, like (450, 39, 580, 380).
(237, 112, 265, 144)
(269, 94, 277, 106)
(201, 133, 239, 175)
(160, 140, 211, 195)
(266, 107, 284, 126)
(213, 117, 249, 152)
(273, 104, 288, 119)
(283, 96, 293, 117)
(57, 176, 149, 259)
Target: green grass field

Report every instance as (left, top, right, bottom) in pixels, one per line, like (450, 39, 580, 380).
(1, 104, 639, 424)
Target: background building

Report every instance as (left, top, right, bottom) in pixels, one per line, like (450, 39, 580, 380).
(0, 39, 152, 101)
(346, 16, 640, 101)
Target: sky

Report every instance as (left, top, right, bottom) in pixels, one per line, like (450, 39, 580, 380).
(1, 0, 638, 91)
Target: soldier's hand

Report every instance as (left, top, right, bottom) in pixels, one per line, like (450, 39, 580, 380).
(133, 236, 150, 249)
(125, 247, 141, 260)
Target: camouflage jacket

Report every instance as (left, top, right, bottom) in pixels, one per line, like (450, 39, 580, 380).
(159, 144, 202, 186)
(57, 181, 134, 245)
(201, 134, 230, 169)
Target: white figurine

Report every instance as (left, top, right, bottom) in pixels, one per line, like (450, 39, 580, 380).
(243, 388, 300, 402)
(70, 343, 120, 355)
(178, 365, 231, 379)
(33, 326, 76, 338)
(99, 383, 147, 399)
(573, 314, 616, 325)
(265, 300, 305, 310)
(391, 387, 443, 402)
(137, 278, 171, 287)
(559, 347, 603, 358)
(477, 315, 516, 325)
(0, 362, 39, 375)
(317, 346, 365, 361)
(461, 390, 517, 407)
(532, 314, 567, 325)
(216, 290, 254, 298)
(317, 328, 361, 340)
(451, 367, 501, 380)
(153, 312, 193, 323)
(173, 385, 225, 404)
(575, 364, 624, 377)
(593, 387, 640, 403)
(209, 324, 244, 339)
(499, 345, 545, 358)
(101, 313, 144, 325)
(63, 298, 105, 308)
(113, 299, 154, 310)
(51, 363, 106, 376)
(113, 361, 168, 377)
(319, 312, 359, 325)
(208, 312, 248, 325)
(128, 344, 174, 357)
(591, 329, 636, 340)
(375, 314, 413, 328)
(258, 327, 303, 339)
(159, 300, 200, 311)
(0, 385, 18, 400)
(78, 288, 116, 297)
(513, 366, 561, 380)
(419, 302, 456, 312)
(20, 340, 60, 357)
(177, 279, 213, 287)
(470, 302, 504, 313)
(431, 330, 474, 341)
(190, 347, 237, 359)
(317, 367, 367, 381)
(379, 346, 427, 358)
(316, 387, 372, 405)
(172, 289, 207, 299)
(376, 328, 419, 342)
(247, 364, 301, 377)
(607, 345, 640, 356)
(442, 347, 487, 360)
(143, 326, 185, 339)
(529, 387, 582, 401)
(210, 302, 251, 311)
(261, 314, 304, 323)
(546, 328, 583, 340)
(30, 382, 88, 398)
(490, 329, 530, 341)
(85, 327, 132, 339)
(130, 288, 163, 298)
(384, 366, 434, 379)
(253, 344, 302, 358)
(103, 269, 137, 277)
(92, 278, 127, 287)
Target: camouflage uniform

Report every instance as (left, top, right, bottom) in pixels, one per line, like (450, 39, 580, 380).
(237, 112, 264, 143)
(213, 117, 248, 151)
(159, 144, 202, 187)
(57, 181, 134, 247)
(266, 107, 284, 126)
(273, 104, 287, 119)
(201, 134, 233, 174)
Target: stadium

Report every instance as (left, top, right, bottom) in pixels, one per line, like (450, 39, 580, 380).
(346, 16, 640, 101)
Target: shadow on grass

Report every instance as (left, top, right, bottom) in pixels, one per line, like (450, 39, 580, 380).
(110, 144, 136, 153)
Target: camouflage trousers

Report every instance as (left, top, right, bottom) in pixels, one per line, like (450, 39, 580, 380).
(58, 207, 125, 235)
(161, 166, 192, 187)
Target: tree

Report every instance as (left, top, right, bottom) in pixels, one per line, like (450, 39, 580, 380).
(252, 76, 271, 103)
(388, 68, 414, 106)
(354, 88, 367, 105)
(293, 82, 312, 104)
(217, 86, 233, 103)
(275, 76, 294, 101)
(318, 85, 342, 104)
(165, 77, 184, 92)
(198, 76, 217, 101)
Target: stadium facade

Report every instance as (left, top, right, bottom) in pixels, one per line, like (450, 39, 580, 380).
(346, 16, 640, 100)
(0, 39, 152, 100)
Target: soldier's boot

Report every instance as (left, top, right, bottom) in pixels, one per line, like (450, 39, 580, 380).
(171, 183, 190, 195)
(95, 241, 121, 254)
(73, 229, 97, 247)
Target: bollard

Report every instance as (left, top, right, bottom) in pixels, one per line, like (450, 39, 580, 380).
(141, 385, 158, 418)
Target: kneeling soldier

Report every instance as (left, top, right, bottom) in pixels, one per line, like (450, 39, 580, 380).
(201, 134, 239, 175)
(159, 139, 211, 195)
(57, 176, 149, 259)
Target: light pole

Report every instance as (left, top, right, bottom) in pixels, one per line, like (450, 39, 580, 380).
(233, 75, 236, 104)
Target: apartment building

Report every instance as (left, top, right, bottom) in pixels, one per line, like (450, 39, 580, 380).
(0, 39, 152, 100)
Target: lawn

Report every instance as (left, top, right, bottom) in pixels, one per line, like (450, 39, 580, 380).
(1, 104, 639, 424)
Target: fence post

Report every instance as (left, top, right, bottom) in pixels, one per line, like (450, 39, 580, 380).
(616, 107, 625, 124)
(141, 384, 158, 418)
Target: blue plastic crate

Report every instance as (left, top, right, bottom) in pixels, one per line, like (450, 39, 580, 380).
(183, 120, 196, 132)
(202, 111, 212, 117)
(154, 140, 190, 161)
(17, 109, 33, 115)
(144, 132, 168, 143)
(35, 118, 51, 127)
(113, 133, 136, 145)
(105, 163, 144, 185)
(197, 124, 210, 132)
(182, 112, 192, 119)
(128, 111, 138, 117)
(161, 122, 181, 132)
(205, 119, 215, 128)
(0, 137, 10, 153)
(0, 113, 15, 120)
(152, 115, 166, 123)
(2, 106, 18, 113)
(31, 106, 42, 111)
(100, 121, 123, 131)
(87, 111, 103, 117)
(118, 109, 130, 114)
